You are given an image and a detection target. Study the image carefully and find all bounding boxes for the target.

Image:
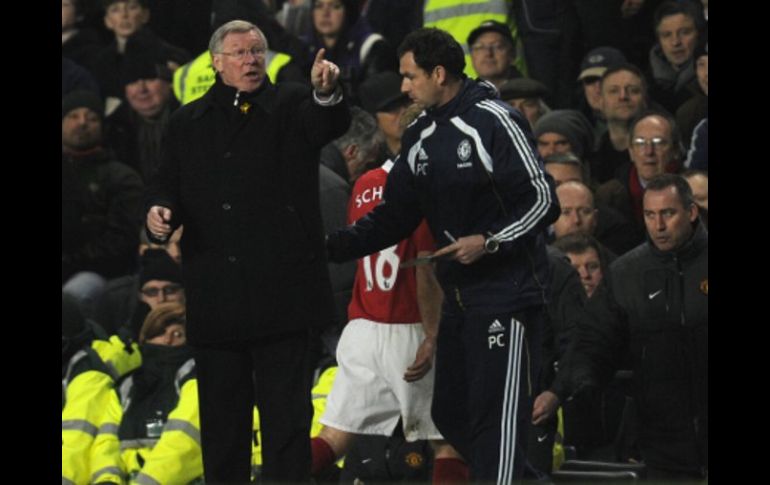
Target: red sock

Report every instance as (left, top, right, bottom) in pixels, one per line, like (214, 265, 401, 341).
(311, 436, 337, 475)
(433, 457, 469, 485)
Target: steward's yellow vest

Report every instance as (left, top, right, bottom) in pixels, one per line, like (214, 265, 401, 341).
(423, 0, 526, 78)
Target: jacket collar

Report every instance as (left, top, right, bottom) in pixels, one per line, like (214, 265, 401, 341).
(648, 218, 707, 262)
(191, 74, 276, 120)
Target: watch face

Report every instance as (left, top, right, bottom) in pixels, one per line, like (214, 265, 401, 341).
(485, 238, 499, 253)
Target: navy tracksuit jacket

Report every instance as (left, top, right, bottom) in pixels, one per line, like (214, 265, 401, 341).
(328, 78, 560, 482)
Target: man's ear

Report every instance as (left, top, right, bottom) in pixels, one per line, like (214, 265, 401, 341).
(688, 202, 699, 223)
(433, 65, 447, 86)
(342, 144, 359, 163)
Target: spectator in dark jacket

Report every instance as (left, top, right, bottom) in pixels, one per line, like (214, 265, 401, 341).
(104, 49, 180, 182)
(545, 174, 708, 479)
(62, 90, 145, 316)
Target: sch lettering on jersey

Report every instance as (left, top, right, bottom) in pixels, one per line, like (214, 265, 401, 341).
(355, 185, 384, 208)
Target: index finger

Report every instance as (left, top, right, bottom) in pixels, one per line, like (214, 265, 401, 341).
(432, 242, 459, 258)
(314, 48, 326, 65)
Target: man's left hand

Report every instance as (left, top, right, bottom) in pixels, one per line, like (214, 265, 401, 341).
(432, 234, 485, 264)
(311, 48, 340, 96)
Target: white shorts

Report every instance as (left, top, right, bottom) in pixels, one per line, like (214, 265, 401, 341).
(320, 318, 443, 441)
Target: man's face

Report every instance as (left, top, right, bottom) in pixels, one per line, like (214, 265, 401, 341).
(139, 279, 185, 309)
(470, 32, 513, 80)
(313, 0, 345, 37)
(125, 78, 172, 118)
(212, 30, 267, 93)
(657, 13, 698, 67)
(600, 70, 645, 122)
(545, 163, 583, 187)
(62, 108, 102, 151)
(146, 323, 187, 346)
(104, 0, 149, 39)
(62, 0, 76, 31)
(537, 132, 572, 159)
(696, 55, 708, 96)
(553, 183, 597, 238)
(400, 52, 442, 109)
(508, 98, 542, 127)
(685, 173, 708, 211)
(566, 248, 603, 298)
(643, 186, 697, 252)
(582, 77, 603, 112)
(629, 115, 676, 183)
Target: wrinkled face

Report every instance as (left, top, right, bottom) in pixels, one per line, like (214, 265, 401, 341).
(582, 77, 603, 111)
(104, 0, 149, 39)
(657, 14, 698, 67)
(566, 248, 603, 298)
(212, 30, 267, 92)
(125, 78, 172, 118)
(600, 70, 645, 122)
(696, 55, 708, 95)
(62, 0, 76, 31)
(313, 0, 345, 37)
(553, 184, 597, 238)
(146, 323, 187, 346)
(545, 163, 583, 187)
(685, 173, 708, 211)
(470, 32, 514, 80)
(400, 52, 442, 109)
(537, 132, 572, 159)
(629, 115, 676, 183)
(62, 107, 102, 151)
(643, 186, 697, 252)
(140, 280, 186, 309)
(508, 98, 542, 127)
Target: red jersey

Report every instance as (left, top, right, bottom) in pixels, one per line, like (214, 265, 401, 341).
(346, 160, 435, 324)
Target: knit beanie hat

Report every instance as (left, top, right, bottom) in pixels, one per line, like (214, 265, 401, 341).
(121, 49, 173, 87)
(533, 110, 594, 160)
(62, 89, 104, 119)
(139, 249, 183, 286)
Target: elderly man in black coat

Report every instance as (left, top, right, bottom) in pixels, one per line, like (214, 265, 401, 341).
(145, 19, 350, 483)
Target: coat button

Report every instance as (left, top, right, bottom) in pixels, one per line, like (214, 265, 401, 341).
(223, 151, 232, 159)
(222, 203, 231, 210)
(228, 256, 237, 263)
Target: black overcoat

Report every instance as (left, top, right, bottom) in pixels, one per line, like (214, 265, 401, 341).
(147, 78, 351, 344)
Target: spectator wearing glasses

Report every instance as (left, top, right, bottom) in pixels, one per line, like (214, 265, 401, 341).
(467, 20, 523, 90)
(597, 110, 683, 230)
(97, 248, 185, 341)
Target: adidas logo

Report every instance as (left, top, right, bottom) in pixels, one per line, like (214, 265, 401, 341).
(418, 148, 429, 160)
(488, 320, 505, 334)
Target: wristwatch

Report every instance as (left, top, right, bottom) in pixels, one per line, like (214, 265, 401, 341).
(484, 237, 500, 254)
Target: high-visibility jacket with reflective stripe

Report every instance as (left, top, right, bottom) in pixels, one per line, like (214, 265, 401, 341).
(173, 49, 293, 105)
(62, 337, 141, 485)
(423, 0, 525, 78)
(123, 378, 203, 485)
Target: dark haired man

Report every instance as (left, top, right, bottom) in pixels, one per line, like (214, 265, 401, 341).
(327, 27, 559, 482)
